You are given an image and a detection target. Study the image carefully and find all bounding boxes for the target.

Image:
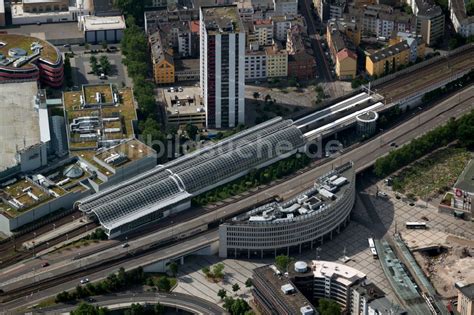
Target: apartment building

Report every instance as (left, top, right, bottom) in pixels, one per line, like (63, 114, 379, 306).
(253, 260, 406, 315)
(273, 0, 298, 15)
(345, 5, 416, 38)
(245, 50, 267, 80)
(286, 24, 316, 80)
(407, 0, 445, 45)
(389, 31, 425, 63)
(456, 283, 474, 315)
(366, 40, 410, 76)
(200, 5, 246, 128)
(150, 32, 176, 84)
(449, 0, 474, 37)
(327, 20, 358, 79)
(253, 19, 274, 46)
(265, 42, 288, 77)
(314, 0, 347, 22)
(271, 15, 307, 41)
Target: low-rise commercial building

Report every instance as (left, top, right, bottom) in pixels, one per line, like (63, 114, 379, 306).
(162, 86, 205, 127)
(0, 158, 93, 235)
(78, 15, 126, 44)
(10, 0, 91, 25)
(448, 0, 474, 37)
(0, 34, 64, 87)
(219, 162, 355, 258)
(366, 40, 410, 77)
(455, 282, 474, 315)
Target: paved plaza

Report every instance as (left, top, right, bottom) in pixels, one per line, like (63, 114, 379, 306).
(174, 177, 473, 309)
(174, 194, 396, 307)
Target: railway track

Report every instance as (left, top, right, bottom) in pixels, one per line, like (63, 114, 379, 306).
(0, 221, 98, 269)
(377, 47, 474, 101)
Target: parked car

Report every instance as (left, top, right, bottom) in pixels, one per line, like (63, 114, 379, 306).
(80, 278, 89, 284)
(42, 262, 49, 268)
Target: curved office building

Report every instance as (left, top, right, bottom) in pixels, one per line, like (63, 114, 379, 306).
(77, 118, 306, 237)
(0, 34, 63, 87)
(219, 162, 355, 258)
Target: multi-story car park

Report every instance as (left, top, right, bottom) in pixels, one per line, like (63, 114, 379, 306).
(219, 162, 355, 258)
(0, 34, 63, 87)
(77, 117, 306, 238)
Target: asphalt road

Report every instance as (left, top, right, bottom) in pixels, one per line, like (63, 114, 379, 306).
(1, 87, 472, 313)
(299, 0, 333, 81)
(36, 292, 225, 315)
(0, 231, 219, 313)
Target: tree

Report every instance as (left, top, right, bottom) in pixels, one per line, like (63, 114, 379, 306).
(55, 291, 72, 303)
(99, 55, 111, 75)
(230, 299, 251, 315)
(245, 278, 253, 288)
(70, 302, 107, 315)
(157, 276, 171, 292)
(124, 303, 144, 315)
(253, 92, 260, 99)
(139, 118, 165, 158)
(275, 254, 291, 272)
(317, 298, 341, 315)
(168, 261, 179, 277)
(64, 55, 73, 87)
(457, 110, 474, 147)
(154, 303, 165, 315)
(202, 266, 211, 276)
(232, 283, 240, 294)
(185, 124, 199, 140)
(90, 56, 100, 75)
(218, 289, 227, 300)
(212, 263, 225, 278)
(101, 41, 108, 50)
(84, 43, 90, 51)
(75, 284, 88, 299)
(113, 0, 151, 25)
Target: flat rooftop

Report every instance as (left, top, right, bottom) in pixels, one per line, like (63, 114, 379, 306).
(64, 85, 136, 150)
(0, 34, 59, 67)
(94, 139, 155, 170)
(233, 164, 353, 224)
(0, 81, 40, 172)
(81, 15, 126, 31)
(0, 161, 90, 218)
(163, 86, 204, 115)
(201, 5, 243, 34)
(255, 265, 314, 313)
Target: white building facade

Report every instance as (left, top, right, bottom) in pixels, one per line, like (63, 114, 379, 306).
(200, 6, 246, 128)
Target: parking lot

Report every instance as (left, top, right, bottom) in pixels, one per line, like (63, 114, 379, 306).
(69, 50, 132, 88)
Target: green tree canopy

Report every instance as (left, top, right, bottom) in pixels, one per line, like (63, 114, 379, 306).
(317, 298, 341, 315)
(71, 302, 108, 315)
(275, 254, 291, 272)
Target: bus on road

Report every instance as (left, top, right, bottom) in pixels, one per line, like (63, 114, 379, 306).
(406, 222, 427, 229)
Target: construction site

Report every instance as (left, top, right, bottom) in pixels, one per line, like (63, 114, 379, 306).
(403, 230, 474, 300)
